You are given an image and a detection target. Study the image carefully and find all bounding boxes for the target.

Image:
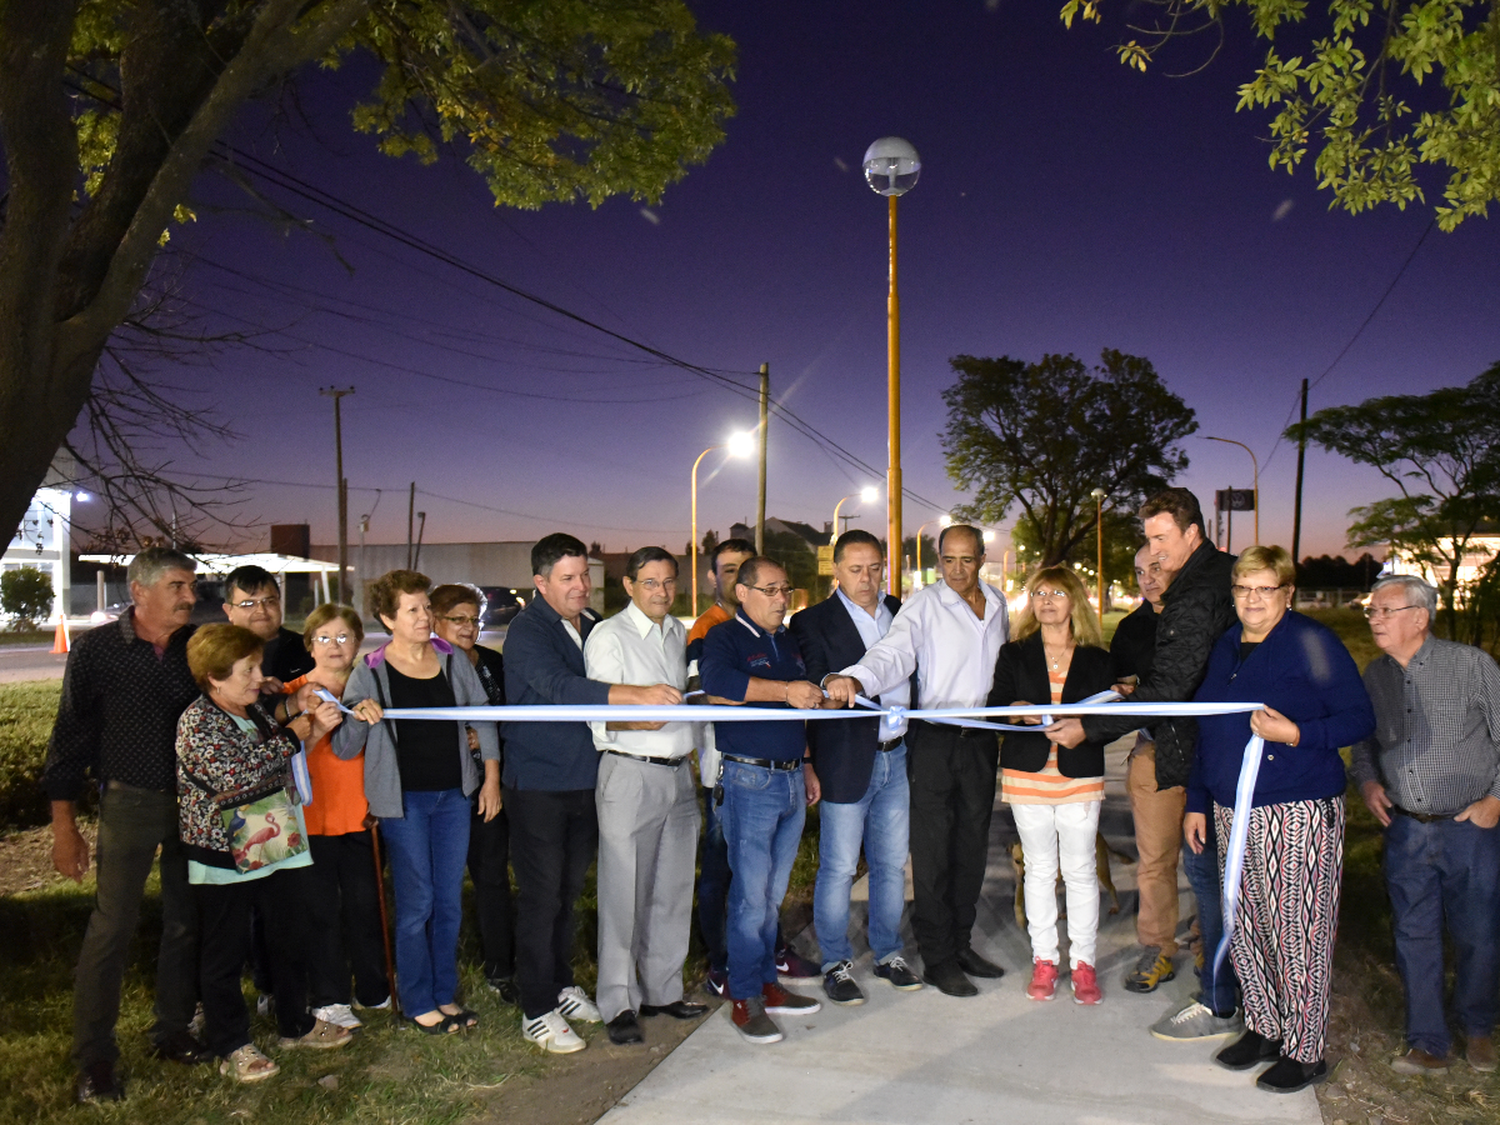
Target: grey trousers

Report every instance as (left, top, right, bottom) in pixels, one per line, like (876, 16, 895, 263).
(594, 753, 700, 1022)
(73, 783, 199, 1068)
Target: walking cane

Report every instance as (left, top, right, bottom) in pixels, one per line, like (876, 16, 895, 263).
(368, 818, 400, 1014)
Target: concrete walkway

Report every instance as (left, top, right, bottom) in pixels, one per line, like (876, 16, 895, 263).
(600, 745, 1322, 1125)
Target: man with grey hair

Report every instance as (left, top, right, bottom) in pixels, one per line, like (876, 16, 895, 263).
(1350, 574, 1500, 1076)
(43, 547, 206, 1102)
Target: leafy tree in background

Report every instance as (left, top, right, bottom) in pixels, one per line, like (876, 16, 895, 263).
(1011, 509, 1141, 606)
(1, 567, 56, 631)
(941, 349, 1197, 568)
(1286, 364, 1500, 636)
(1061, 1, 1500, 230)
(0, 0, 735, 553)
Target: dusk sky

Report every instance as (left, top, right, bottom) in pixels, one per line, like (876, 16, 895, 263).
(128, 0, 1500, 568)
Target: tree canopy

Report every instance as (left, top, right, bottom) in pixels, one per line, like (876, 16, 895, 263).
(941, 349, 1198, 568)
(1285, 362, 1500, 632)
(1061, 0, 1500, 230)
(0, 0, 735, 550)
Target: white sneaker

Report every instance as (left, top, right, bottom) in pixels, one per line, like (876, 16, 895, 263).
(312, 1003, 363, 1030)
(1150, 1000, 1244, 1042)
(522, 1010, 586, 1054)
(353, 995, 392, 1011)
(556, 985, 602, 1023)
(255, 993, 275, 1018)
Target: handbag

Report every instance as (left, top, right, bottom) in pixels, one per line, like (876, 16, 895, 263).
(214, 774, 307, 874)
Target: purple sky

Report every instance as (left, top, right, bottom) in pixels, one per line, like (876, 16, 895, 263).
(133, 0, 1500, 565)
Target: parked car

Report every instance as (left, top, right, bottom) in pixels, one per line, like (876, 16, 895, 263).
(477, 586, 525, 628)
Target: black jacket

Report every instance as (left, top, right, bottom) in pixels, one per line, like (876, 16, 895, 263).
(788, 592, 907, 803)
(1081, 539, 1237, 789)
(988, 634, 1116, 777)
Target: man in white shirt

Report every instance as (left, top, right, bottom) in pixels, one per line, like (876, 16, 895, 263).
(824, 525, 1010, 997)
(585, 547, 707, 1045)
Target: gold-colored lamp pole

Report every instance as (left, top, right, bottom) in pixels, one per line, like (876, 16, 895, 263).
(690, 432, 755, 614)
(1205, 436, 1261, 544)
(1090, 487, 1107, 627)
(832, 486, 881, 544)
(913, 513, 952, 587)
(863, 136, 921, 596)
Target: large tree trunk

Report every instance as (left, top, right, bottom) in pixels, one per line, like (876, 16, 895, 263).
(0, 0, 369, 546)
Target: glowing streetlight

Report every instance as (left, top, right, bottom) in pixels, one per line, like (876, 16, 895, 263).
(832, 486, 880, 543)
(863, 136, 921, 594)
(691, 432, 755, 613)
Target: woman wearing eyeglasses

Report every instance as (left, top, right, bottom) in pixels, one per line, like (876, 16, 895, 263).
(1186, 545, 1374, 1093)
(333, 570, 501, 1034)
(429, 583, 517, 1004)
(988, 566, 1115, 1006)
(281, 604, 390, 1030)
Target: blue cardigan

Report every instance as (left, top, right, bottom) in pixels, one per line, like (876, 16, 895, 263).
(1187, 611, 1374, 814)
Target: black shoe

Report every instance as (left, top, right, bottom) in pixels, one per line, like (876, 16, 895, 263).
(955, 947, 1005, 979)
(922, 959, 978, 998)
(872, 956, 924, 991)
(76, 1061, 124, 1104)
(150, 1030, 210, 1065)
(1257, 1056, 1328, 1093)
(1216, 1029, 1283, 1071)
(822, 960, 867, 1006)
(639, 1000, 709, 1019)
(606, 1010, 644, 1045)
(485, 976, 522, 1005)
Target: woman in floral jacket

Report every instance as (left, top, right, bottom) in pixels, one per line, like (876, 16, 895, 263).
(177, 624, 350, 1082)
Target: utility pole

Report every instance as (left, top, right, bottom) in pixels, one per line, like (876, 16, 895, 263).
(407, 482, 416, 569)
(1291, 378, 1309, 574)
(756, 363, 769, 554)
(320, 387, 354, 603)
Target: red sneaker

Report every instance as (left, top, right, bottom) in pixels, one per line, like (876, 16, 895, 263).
(1071, 962, 1103, 1005)
(762, 982, 821, 1015)
(1026, 959, 1059, 1002)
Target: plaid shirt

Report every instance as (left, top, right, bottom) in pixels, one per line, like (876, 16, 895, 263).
(1349, 635, 1500, 814)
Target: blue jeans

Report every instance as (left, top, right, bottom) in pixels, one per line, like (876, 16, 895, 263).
(1385, 812, 1500, 1057)
(1185, 811, 1239, 1016)
(815, 743, 910, 969)
(379, 788, 471, 1016)
(720, 760, 806, 1001)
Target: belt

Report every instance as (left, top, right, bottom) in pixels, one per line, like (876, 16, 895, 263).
(720, 753, 802, 772)
(913, 718, 992, 740)
(876, 738, 903, 753)
(1391, 805, 1456, 824)
(603, 748, 687, 768)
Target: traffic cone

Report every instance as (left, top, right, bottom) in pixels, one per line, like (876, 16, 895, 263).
(52, 615, 70, 654)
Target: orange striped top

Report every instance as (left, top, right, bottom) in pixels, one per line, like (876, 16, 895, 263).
(1001, 666, 1105, 806)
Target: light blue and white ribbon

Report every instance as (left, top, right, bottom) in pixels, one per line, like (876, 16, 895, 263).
(1213, 733, 1266, 981)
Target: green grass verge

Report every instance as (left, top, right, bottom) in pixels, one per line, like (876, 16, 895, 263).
(0, 682, 63, 828)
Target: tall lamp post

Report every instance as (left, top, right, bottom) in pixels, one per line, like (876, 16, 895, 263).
(1205, 435, 1260, 544)
(913, 513, 952, 586)
(863, 136, 921, 595)
(832, 486, 880, 543)
(1090, 487, 1107, 627)
(691, 431, 755, 613)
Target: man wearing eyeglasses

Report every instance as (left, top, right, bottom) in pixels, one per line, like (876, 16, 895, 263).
(1350, 575, 1500, 1076)
(221, 565, 313, 693)
(700, 556, 827, 1043)
(584, 547, 706, 1046)
(823, 524, 1010, 999)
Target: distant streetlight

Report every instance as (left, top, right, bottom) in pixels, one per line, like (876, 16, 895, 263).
(863, 136, 921, 594)
(1090, 487, 1107, 627)
(691, 432, 755, 613)
(1205, 436, 1260, 544)
(832, 486, 880, 543)
(913, 513, 952, 586)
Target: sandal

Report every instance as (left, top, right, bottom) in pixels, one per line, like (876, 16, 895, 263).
(442, 1006, 479, 1029)
(278, 1017, 354, 1050)
(220, 1044, 279, 1083)
(406, 1012, 461, 1035)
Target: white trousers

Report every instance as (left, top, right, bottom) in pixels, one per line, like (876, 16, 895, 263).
(1011, 800, 1102, 969)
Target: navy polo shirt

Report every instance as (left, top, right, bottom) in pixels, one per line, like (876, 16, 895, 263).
(700, 608, 809, 763)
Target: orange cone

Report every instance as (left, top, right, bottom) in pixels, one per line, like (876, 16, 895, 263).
(52, 615, 70, 654)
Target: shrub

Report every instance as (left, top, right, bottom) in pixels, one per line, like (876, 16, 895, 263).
(1, 567, 55, 630)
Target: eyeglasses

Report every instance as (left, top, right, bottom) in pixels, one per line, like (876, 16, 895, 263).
(1364, 605, 1420, 620)
(1031, 589, 1069, 601)
(233, 596, 280, 611)
(633, 579, 677, 592)
(747, 584, 794, 598)
(1231, 584, 1287, 600)
(439, 614, 481, 626)
(312, 633, 354, 646)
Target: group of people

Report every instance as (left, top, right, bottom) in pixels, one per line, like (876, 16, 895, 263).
(41, 484, 1500, 1104)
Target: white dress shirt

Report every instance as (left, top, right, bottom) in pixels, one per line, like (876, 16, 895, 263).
(835, 587, 910, 740)
(839, 579, 1010, 710)
(584, 601, 695, 759)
